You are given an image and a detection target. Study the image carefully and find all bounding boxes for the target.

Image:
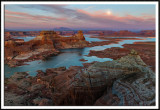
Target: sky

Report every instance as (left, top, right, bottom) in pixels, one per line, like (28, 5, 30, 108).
(4, 4, 156, 31)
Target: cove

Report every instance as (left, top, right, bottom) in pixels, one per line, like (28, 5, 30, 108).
(5, 35, 155, 78)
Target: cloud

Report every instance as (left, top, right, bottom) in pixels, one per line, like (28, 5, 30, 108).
(75, 9, 155, 29)
(5, 5, 155, 30)
(5, 9, 68, 29)
(38, 5, 155, 29)
(5, 10, 67, 22)
(84, 6, 96, 10)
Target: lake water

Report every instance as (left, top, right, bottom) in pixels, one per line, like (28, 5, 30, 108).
(14, 36, 36, 42)
(5, 35, 155, 78)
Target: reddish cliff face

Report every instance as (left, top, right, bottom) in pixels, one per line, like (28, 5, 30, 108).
(5, 40, 16, 47)
(4, 31, 59, 67)
(5, 40, 18, 61)
(73, 30, 85, 40)
(30, 30, 88, 49)
(4, 30, 89, 67)
(32, 31, 60, 47)
(52, 30, 89, 49)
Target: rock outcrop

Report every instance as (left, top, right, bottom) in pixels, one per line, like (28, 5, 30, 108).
(110, 30, 137, 36)
(73, 30, 85, 40)
(88, 41, 155, 72)
(53, 30, 89, 49)
(97, 30, 155, 37)
(94, 51, 155, 106)
(4, 50, 155, 106)
(4, 30, 89, 67)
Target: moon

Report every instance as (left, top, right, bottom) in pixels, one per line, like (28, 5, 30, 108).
(106, 10, 112, 15)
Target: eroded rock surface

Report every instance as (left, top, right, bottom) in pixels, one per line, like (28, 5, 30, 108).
(4, 51, 155, 106)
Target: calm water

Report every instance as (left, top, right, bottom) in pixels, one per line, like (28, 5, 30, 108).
(5, 36, 155, 78)
(13, 36, 36, 42)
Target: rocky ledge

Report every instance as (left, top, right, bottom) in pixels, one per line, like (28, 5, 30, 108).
(4, 50, 155, 106)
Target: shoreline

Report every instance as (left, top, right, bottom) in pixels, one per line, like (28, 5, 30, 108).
(88, 41, 155, 72)
(5, 36, 154, 68)
(4, 51, 155, 106)
(4, 31, 89, 67)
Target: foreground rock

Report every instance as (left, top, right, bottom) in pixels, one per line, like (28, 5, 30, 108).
(4, 50, 155, 106)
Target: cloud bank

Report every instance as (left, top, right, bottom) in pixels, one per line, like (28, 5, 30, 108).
(5, 4, 155, 30)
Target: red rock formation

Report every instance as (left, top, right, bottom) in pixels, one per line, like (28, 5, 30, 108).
(110, 30, 137, 36)
(96, 30, 155, 37)
(88, 41, 155, 72)
(4, 31, 60, 67)
(139, 30, 155, 36)
(4, 30, 89, 67)
(5, 40, 17, 47)
(52, 30, 89, 49)
(73, 30, 85, 40)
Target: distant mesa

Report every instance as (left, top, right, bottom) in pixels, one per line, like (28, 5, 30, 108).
(53, 27, 72, 31)
(97, 30, 155, 37)
(4, 29, 155, 38)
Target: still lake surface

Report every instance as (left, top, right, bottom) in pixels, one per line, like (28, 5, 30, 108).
(5, 35, 155, 78)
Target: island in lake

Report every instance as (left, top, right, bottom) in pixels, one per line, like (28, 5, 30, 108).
(3, 3, 156, 107)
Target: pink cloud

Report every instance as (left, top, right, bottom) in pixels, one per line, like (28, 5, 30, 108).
(5, 5, 155, 30)
(5, 15, 26, 19)
(77, 9, 154, 24)
(5, 10, 67, 22)
(5, 21, 57, 29)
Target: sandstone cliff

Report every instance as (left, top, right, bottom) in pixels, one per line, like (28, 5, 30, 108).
(4, 30, 89, 67)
